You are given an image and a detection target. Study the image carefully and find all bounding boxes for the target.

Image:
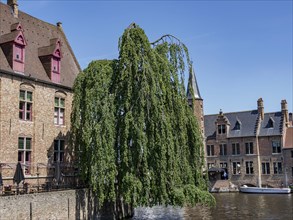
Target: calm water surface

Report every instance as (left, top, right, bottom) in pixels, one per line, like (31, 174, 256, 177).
(133, 193, 293, 220)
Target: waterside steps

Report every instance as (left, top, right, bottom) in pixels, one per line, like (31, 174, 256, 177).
(209, 180, 239, 193)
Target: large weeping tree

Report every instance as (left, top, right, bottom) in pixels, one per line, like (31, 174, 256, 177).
(71, 24, 215, 219)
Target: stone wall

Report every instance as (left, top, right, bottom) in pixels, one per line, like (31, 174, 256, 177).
(0, 189, 114, 220)
(0, 73, 74, 186)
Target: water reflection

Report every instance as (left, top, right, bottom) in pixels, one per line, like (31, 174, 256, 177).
(133, 193, 293, 220)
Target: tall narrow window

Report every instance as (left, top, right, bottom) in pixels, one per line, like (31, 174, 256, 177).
(262, 162, 270, 174)
(219, 144, 227, 156)
(245, 142, 254, 155)
(54, 140, 65, 162)
(207, 145, 214, 156)
(232, 162, 241, 175)
(54, 97, 65, 125)
(232, 143, 240, 155)
(18, 137, 31, 174)
(273, 162, 282, 174)
(52, 57, 60, 83)
(19, 90, 32, 121)
(15, 44, 24, 62)
(272, 141, 281, 154)
(245, 161, 254, 174)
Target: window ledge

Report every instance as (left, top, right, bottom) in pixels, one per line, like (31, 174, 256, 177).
(54, 124, 66, 128)
(14, 59, 24, 64)
(19, 120, 33, 123)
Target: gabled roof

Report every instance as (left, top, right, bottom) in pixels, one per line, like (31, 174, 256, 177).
(38, 39, 62, 58)
(187, 67, 202, 100)
(204, 110, 283, 140)
(0, 2, 81, 88)
(0, 30, 23, 44)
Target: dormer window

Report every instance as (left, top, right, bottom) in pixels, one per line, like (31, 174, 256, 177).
(268, 117, 274, 128)
(218, 124, 226, 134)
(235, 120, 241, 130)
(15, 44, 24, 61)
(0, 22, 26, 73)
(38, 38, 62, 83)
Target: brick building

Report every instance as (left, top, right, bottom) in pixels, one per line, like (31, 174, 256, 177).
(204, 98, 292, 188)
(0, 0, 81, 189)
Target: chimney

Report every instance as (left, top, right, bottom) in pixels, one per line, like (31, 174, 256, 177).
(57, 22, 63, 29)
(257, 98, 264, 120)
(7, 0, 18, 18)
(281, 100, 289, 126)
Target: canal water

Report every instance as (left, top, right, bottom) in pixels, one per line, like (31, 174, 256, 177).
(133, 193, 293, 219)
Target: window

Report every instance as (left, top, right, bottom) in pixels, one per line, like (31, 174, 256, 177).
(232, 162, 241, 175)
(291, 150, 293, 158)
(245, 161, 254, 174)
(207, 163, 214, 169)
(218, 124, 226, 134)
(207, 145, 214, 156)
(18, 137, 31, 174)
(235, 121, 241, 130)
(273, 162, 282, 174)
(15, 44, 24, 62)
(272, 141, 281, 154)
(232, 143, 240, 155)
(262, 162, 270, 174)
(54, 97, 65, 125)
(292, 167, 293, 177)
(219, 144, 227, 156)
(220, 162, 228, 169)
(245, 142, 254, 155)
(268, 118, 274, 128)
(19, 90, 32, 121)
(54, 140, 64, 162)
(51, 57, 60, 83)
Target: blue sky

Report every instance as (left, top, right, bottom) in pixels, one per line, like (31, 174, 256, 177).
(19, 0, 292, 115)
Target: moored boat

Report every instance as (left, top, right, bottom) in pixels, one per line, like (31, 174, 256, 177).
(239, 185, 291, 194)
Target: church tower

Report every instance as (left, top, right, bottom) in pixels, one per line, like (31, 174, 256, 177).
(187, 66, 204, 137)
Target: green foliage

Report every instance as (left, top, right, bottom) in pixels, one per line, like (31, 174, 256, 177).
(71, 23, 214, 211)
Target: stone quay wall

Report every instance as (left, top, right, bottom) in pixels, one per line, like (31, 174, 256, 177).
(0, 189, 113, 220)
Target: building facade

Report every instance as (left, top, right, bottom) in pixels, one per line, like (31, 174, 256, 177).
(0, 1, 81, 188)
(204, 98, 292, 188)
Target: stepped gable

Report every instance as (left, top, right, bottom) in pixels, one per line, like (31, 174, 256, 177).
(0, 2, 81, 88)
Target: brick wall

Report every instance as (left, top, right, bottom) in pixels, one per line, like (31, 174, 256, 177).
(206, 136, 286, 187)
(0, 73, 74, 186)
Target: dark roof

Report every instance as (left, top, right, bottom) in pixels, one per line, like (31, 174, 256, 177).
(187, 67, 202, 100)
(204, 110, 283, 139)
(0, 3, 81, 88)
(259, 112, 283, 136)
